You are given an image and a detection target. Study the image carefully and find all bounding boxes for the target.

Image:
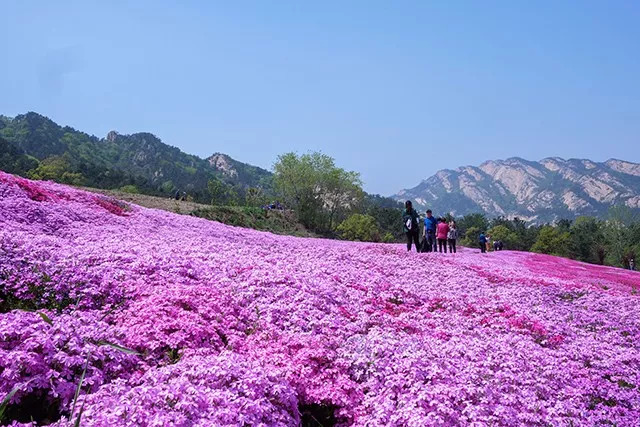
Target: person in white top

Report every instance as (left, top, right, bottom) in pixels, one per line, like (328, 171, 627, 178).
(447, 220, 458, 253)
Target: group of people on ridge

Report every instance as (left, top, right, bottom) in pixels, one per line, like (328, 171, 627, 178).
(402, 200, 459, 253)
(402, 200, 504, 254)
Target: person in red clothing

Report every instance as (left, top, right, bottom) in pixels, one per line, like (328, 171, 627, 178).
(436, 217, 450, 253)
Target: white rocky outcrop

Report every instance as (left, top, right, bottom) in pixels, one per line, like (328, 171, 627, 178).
(606, 159, 640, 177)
(479, 160, 540, 203)
(625, 196, 640, 208)
(208, 154, 238, 178)
(562, 191, 591, 211)
(436, 171, 454, 192)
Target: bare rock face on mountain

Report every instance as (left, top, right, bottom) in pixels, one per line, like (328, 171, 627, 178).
(207, 153, 239, 178)
(106, 130, 119, 143)
(394, 157, 640, 223)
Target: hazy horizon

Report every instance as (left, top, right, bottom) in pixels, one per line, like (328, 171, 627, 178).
(2, 1, 639, 195)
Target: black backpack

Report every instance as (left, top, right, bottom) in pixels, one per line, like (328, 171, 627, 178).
(421, 236, 432, 252)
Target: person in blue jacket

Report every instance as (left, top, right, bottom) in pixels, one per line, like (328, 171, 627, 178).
(422, 209, 438, 253)
(479, 232, 487, 253)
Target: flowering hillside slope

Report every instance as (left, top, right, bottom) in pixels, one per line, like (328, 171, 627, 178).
(1, 171, 639, 426)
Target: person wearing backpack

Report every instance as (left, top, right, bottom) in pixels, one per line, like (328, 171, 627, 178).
(436, 217, 450, 253)
(422, 209, 437, 252)
(447, 220, 458, 253)
(479, 232, 487, 253)
(402, 200, 420, 252)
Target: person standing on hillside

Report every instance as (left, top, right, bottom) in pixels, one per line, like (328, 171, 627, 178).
(479, 232, 487, 253)
(423, 209, 438, 252)
(630, 257, 636, 271)
(403, 200, 420, 252)
(447, 220, 458, 253)
(436, 218, 450, 253)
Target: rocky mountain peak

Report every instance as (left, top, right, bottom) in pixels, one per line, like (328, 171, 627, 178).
(106, 131, 119, 142)
(207, 153, 238, 178)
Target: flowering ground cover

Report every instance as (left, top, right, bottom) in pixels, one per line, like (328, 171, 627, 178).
(1, 171, 639, 426)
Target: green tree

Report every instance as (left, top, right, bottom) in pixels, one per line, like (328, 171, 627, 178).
(208, 178, 229, 205)
(60, 171, 86, 186)
(336, 214, 381, 242)
(161, 180, 175, 194)
(487, 225, 519, 249)
(458, 213, 489, 239)
(361, 194, 403, 242)
(569, 216, 603, 263)
(27, 155, 86, 186)
(461, 226, 481, 247)
(488, 216, 538, 250)
(245, 187, 266, 207)
(628, 222, 640, 268)
(605, 205, 639, 267)
(273, 152, 363, 233)
(321, 166, 363, 230)
(0, 137, 39, 175)
(556, 218, 573, 233)
(531, 226, 571, 257)
(519, 223, 542, 251)
(226, 186, 241, 206)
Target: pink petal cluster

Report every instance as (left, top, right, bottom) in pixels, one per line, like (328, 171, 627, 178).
(1, 171, 639, 426)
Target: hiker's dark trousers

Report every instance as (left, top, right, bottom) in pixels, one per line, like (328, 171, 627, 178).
(448, 239, 456, 253)
(438, 238, 447, 253)
(406, 230, 420, 252)
(479, 243, 486, 253)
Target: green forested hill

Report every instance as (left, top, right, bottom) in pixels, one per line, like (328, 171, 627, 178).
(0, 136, 39, 175)
(0, 112, 272, 202)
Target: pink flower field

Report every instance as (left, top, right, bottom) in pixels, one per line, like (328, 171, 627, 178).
(1, 171, 639, 426)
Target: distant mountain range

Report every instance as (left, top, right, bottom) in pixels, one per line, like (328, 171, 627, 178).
(3, 112, 638, 222)
(394, 157, 640, 223)
(0, 112, 272, 201)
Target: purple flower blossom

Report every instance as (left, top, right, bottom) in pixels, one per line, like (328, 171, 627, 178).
(1, 171, 639, 426)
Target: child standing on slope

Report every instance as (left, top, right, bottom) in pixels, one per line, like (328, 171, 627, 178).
(436, 218, 450, 253)
(447, 220, 458, 253)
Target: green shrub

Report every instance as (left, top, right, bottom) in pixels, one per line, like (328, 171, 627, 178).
(191, 206, 312, 237)
(531, 226, 571, 257)
(382, 232, 395, 243)
(119, 185, 139, 194)
(336, 214, 381, 242)
(487, 225, 519, 249)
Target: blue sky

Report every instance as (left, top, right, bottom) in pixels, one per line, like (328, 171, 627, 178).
(1, 1, 639, 195)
